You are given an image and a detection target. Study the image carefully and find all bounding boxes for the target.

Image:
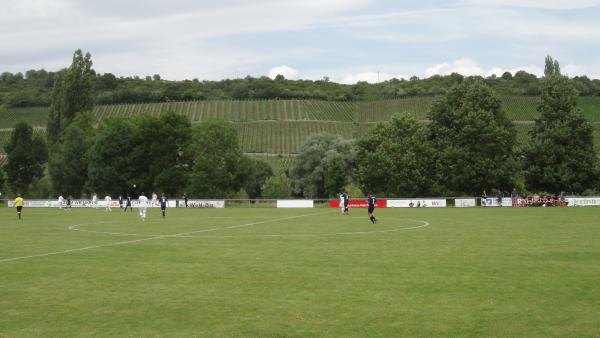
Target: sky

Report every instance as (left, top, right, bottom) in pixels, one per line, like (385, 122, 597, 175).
(1, 0, 600, 83)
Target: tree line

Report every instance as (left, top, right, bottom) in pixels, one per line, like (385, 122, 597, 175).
(1, 52, 598, 199)
(2, 54, 600, 108)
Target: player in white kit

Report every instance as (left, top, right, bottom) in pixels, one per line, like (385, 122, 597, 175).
(92, 193, 98, 208)
(105, 195, 112, 212)
(138, 192, 149, 221)
(58, 195, 64, 209)
(151, 192, 158, 207)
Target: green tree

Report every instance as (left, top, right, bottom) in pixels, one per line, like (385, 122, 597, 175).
(130, 112, 192, 195)
(523, 76, 599, 193)
(544, 55, 561, 78)
(47, 49, 94, 145)
(0, 168, 6, 194)
(261, 173, 292, 199)
(187, 118, 243, 198)
(87, 119, 136, 196)
(289, 134, 354, 198)
(238, 156, 273, 199)
(356, 113, 434, 197)
(429, 80, 518, 195)
(3, 122, 48, 195)
(48, 114, 94, 197)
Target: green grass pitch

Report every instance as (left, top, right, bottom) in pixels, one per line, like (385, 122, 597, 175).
(1, 207, 599, 337)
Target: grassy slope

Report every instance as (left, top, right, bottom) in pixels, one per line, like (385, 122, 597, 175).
(0, 207, 599, 337)
(1, 97, 599, 159)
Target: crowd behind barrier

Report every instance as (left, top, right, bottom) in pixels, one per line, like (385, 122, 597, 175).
(2, 196, 599, 208)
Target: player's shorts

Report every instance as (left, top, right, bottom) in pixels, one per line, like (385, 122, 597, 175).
(161, 205, 166, 210)
(16, 206, 23, 212)
(368, 206, 375, 213)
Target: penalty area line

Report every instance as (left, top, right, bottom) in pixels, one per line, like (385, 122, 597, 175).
(0, 211, 327, 264)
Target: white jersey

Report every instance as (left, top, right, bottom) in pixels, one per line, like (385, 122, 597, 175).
(92, 194, 97, 202)
(58, 196, 64, 203)
(105, 196, 112, 203)
(138, 195, 149, 207)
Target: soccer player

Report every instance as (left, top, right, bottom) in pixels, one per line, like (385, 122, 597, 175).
(91, 193, 98, 208)
(339, 192, 344, 215)
(15, 194, 24, 220)
(343, 191, 350, 215)
(58, 195, 64, 209)
(367, 193, 377, 224)
(105, 195, 112, 212)
(159, 193, 168, 218)
(118, 195, 123, 209)
(66, 195, 72, 209)
(124, 195, 132, 212)
(151, 192, 158, 207)
(183, 194, 188, 208)
(138, 192, 149, 221)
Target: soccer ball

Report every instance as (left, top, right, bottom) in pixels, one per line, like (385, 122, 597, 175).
(133, 184, 137, 188)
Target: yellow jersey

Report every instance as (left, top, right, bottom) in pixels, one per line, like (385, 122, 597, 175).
(14, 197, 24, 207)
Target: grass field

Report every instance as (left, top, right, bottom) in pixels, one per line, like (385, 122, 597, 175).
(1, 207, 599, 337)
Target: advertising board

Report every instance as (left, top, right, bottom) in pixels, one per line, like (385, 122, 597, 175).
(387, 199, 446, 208)
(276, 200, 314, 208)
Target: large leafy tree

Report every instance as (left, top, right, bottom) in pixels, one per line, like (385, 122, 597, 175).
(48, 113, 94, 197)
(3, 122, 48, 195)
(237, 155, 273, 199)
(47, 49, 94, 145)
(130, 112, 192, 195)
(289, 134, 354, 198)
(429, 79, 518, 195)
(187, 118, 244, 198)
(0, 168, 6, 194)
(524, 75, 599, 193)
(356, 113, 434, 197)
(261, 173, 292, 199)
(87, 119, 137, 196)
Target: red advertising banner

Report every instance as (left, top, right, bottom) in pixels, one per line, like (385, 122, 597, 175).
(329, 199, 387, 208)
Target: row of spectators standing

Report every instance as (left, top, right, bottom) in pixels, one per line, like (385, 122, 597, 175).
(482, 189, 568, 207)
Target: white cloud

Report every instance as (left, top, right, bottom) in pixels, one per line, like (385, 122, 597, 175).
(424, 58, 548, 78)
(463, 0, 600, 10)
(425, 58, 485, 77)
(339, 72, 408, 84)
(268, 65, 299, 79)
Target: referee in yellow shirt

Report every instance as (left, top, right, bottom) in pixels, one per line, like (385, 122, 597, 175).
(14, 194, 24, 220)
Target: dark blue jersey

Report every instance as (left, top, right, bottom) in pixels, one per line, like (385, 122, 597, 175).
(368, 195, 376, 207)
(342, 193, 349, 205)
(159, 196, 168, 208)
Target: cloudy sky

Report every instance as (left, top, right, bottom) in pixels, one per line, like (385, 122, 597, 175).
(2, 0, 600, 83)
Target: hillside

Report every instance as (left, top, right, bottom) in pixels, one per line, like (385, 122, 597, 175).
(1, 97, 599, 171)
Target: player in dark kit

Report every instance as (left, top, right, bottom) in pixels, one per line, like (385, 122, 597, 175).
(124, 195, 132, 212)
(159, 193, 168, 218)
(367, 194, 377, 224)
(342, 191, 350, 215)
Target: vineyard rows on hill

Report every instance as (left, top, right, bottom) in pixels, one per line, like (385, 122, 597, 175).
(1, 122, 599, 159)
(1, 97, 600, 129)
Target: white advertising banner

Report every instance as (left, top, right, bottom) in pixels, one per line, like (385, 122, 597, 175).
(7, 199, 176, 208)
(178, 200, 225, 208)
(566, 197, 600, 206)
(455, 198, 476, 207)
(387, 199, 446, 208)
(276, 200, 314, 208)
(485, 197, 513, 207)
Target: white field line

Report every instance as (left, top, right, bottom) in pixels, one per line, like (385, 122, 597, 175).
(0, 212, 327, 264)
(70, 217, 429, 238)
